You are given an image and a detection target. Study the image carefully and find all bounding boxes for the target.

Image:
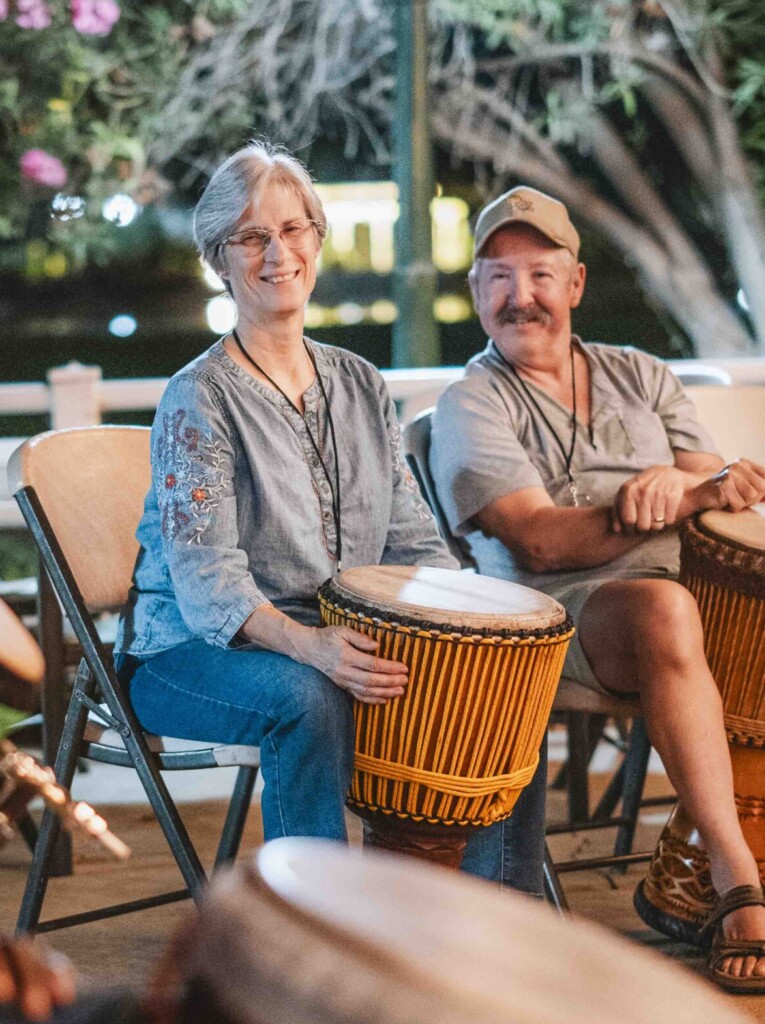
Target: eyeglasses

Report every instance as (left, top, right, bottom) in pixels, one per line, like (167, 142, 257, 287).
(220, 219, 319, 256)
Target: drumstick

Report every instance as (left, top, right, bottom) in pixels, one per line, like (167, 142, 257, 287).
(0, 739, 130, 860)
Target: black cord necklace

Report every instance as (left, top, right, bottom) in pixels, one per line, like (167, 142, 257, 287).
(232, 328, 343, 569)
(496, 343, 588, 507)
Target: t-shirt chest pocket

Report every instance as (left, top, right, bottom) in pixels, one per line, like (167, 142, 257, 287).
(606, 408, 673, 464)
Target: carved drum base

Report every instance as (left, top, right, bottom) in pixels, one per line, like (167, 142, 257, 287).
(360, 813, 469, 870)
(634, 804, 715, 947)
(636, 760, 765, 948)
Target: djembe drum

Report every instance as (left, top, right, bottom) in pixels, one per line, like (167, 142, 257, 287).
(318, 565, 574, 867)
(188, 838, 746, 1024)
(635, 508, 765, 943)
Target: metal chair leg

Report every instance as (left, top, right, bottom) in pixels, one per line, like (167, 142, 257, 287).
(565, 712, 591, 822)
(214, 766, 259, 869)
(17, 660, 93, 933)
(17, 813, 38, 853)
(37, 563, 72, 877)
(543, 841, 569, 914)
(592, 758, 627, 822)
(612, 717, 652, 864)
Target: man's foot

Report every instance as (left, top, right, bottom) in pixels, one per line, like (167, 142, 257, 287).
(702, 886, 765, 991)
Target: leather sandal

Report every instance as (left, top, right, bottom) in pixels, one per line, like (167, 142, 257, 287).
(699, 884, 765, 994)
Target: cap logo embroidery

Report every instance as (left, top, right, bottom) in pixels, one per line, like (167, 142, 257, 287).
(506, 196, 533, 214)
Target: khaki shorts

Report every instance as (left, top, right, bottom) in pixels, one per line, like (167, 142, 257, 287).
(547, 568, 678, 696)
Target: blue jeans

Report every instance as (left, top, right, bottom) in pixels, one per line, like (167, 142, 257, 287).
(116, 640, 547, 895)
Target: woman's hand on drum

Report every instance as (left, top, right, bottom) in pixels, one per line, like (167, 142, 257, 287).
(298, 626, 409, 704)
(693, 459, 765, 514)
(612, 465, 687, 533)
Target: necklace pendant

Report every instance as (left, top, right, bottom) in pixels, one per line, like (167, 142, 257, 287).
(568, 480, 591, 508)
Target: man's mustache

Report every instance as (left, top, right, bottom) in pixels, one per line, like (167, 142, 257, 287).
(496, 303, 552, 325)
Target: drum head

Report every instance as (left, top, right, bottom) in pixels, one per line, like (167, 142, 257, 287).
(698, 506, 765, 551)
(191, 838, 747, 1024)
(328, 565, 566, 631)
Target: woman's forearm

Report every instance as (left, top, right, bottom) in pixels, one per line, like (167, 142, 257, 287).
(237, 603, 316, 664)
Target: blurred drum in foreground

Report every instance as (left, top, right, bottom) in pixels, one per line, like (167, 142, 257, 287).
(187, 837, 748, 1024)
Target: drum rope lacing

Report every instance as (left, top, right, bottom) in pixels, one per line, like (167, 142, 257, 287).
(352, 751, 538, 797)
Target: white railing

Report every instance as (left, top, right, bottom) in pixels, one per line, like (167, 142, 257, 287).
(2, 356, 765, 427)
(2, 355, 765, 529)
(0, 362, 469, 430)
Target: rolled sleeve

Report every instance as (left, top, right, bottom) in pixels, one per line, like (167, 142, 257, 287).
(632, 352, 720, 456)
(152, 376, 269, 647)
(430, 382, 544, 537)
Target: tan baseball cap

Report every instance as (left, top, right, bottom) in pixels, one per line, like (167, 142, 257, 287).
(473, 186, 580, 259)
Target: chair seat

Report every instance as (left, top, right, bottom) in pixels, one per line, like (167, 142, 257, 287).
(553, 676, 640, 717)
(84, 709, 260, 768)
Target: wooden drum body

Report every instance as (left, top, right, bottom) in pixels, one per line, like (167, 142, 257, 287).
(318, 565, 574, 866)
(636, 509, 765, 942)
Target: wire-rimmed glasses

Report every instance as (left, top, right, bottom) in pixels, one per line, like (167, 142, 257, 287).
(220, 219, 320, 257)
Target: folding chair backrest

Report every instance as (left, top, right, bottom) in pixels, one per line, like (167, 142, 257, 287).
(685, 384, 765, 466)
(8, 426, 151, 614)
(402, 409, 474, 568)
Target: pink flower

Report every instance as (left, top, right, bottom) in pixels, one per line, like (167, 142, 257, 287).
(0, 1, 8, 22)
(15, 0, 52, 28)
(71, 0, 120, 35)
(20, 149, 67, 188)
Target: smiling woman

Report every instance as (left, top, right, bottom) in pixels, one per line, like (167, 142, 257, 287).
(108, 142, 531, 887)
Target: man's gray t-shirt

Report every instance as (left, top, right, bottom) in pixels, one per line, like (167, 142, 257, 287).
(430, 340, 718, 650)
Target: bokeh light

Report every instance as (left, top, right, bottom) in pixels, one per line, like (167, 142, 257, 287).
(335, 302, 364, 325)
(202, 263, 226, 291)
(108, 315, 138, 338)
(102, 194, 139, 227)
(206, 295, 237, 333)
(304, 303, 326, 329)
(369, 300, 397, 324)
(50, 193, 86, 221)
(434, 294, 472, 323)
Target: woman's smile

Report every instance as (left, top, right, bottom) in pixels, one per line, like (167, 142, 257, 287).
(259, 268, 300, 285)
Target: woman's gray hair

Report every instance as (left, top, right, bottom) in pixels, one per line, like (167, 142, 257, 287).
(194, 141, 328, 282)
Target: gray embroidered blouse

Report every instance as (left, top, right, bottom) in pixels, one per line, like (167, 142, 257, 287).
(115, 339, 455, 658)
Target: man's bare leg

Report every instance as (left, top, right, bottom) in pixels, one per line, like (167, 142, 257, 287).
(579, 578, 765, 980)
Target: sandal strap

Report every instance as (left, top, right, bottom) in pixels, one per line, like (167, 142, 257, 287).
(700, 884, 765, 937)
(710, 939, 765, 965)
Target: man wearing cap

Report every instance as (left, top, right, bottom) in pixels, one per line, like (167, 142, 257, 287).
(430, 186, 765, 991)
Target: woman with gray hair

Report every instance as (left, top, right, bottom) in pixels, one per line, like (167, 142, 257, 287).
(112, 142, 540, 886)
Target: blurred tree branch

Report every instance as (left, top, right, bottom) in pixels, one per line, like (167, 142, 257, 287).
(145, 0, 765, 355)
(5, 0, 765, 356)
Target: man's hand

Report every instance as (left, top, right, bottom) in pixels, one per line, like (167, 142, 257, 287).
(0, 935, 76, 1021)
(691, 458, 765, 514)
(612, 465, 688, 533)
(296, 626, 409, 705)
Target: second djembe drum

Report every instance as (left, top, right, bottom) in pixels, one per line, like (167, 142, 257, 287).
(318, 565, 574, 866)
(635, 508, 765, 943)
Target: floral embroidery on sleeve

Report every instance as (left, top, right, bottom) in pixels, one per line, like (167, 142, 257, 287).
(388, 416, 432, 522)
(157, 409, 227, 544)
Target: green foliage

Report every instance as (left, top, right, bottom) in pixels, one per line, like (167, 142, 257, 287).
(0, 535, 37, 582)
(3, 0, 764, 269)
(0, 0, 248, 266)
(0, 703, 28, 739)
(710, 0, 765, 193)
